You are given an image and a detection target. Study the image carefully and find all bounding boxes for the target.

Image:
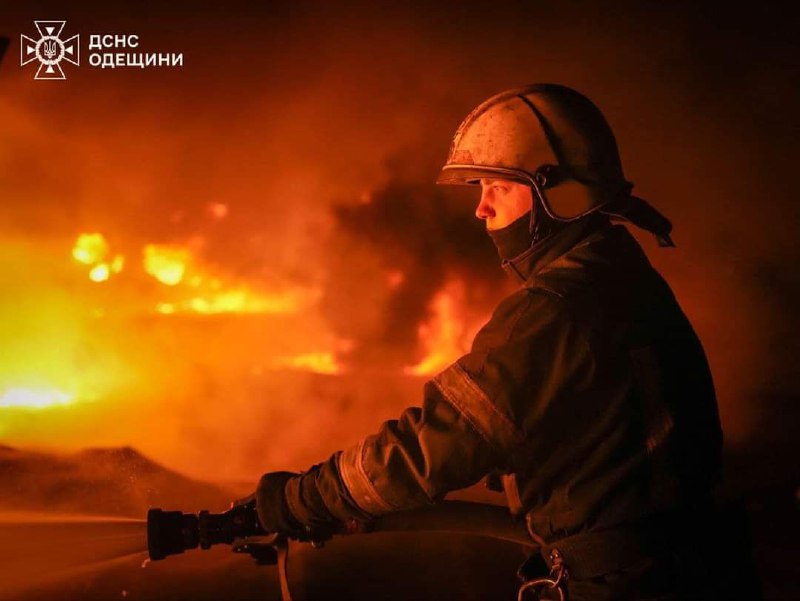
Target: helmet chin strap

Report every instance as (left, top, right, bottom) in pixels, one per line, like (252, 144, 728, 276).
(528, 187, 566, 245)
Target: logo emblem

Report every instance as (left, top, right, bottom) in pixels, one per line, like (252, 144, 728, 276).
(20, 21, 80, 80)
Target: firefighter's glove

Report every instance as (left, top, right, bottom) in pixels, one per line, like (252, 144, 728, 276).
(255, 471, 304, 537)
(255, 471, 337, 545)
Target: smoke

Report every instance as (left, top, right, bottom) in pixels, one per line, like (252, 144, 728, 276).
(0, 0, 798, 481)
(322, 177, 508, 369)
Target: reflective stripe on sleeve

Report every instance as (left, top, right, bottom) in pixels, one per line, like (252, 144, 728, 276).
(337, 439, 395, 517)
(432, 363, 523, 453)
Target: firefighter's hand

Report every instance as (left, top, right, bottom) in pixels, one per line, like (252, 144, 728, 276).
(231, 491, 256, 508)
(227, 492, 265, 538)
(255, 471, 304, 536)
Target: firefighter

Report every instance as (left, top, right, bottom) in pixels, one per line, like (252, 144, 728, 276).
(253, 84, 758, 600)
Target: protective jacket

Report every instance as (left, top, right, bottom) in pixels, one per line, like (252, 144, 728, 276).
(271, 215, 726, 597)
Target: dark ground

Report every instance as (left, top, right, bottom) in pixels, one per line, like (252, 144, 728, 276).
(0, 443, 797, 600)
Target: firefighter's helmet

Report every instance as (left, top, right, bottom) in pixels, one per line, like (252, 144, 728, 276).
(437, 84, 674, 246)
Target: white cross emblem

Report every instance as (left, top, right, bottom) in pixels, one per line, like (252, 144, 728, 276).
(20, 21, 80, 80)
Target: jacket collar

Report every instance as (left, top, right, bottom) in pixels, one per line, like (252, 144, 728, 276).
(501, 213, 612, 285)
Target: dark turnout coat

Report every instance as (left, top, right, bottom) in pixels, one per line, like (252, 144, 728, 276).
(277, 215, 737, 599)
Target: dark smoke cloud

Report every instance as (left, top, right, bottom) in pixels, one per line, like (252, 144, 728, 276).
(322, 176, 508, 369)
(0, 0, 798, 472)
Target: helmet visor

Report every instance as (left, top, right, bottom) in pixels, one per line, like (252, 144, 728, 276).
(436, 164, 533, 186)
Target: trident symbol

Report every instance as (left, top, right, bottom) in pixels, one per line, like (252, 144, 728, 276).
(43, 39, 58, 60)
(20, 21, 80, 80)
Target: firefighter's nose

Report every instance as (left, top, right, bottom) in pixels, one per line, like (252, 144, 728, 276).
(476, 192, 495, 221)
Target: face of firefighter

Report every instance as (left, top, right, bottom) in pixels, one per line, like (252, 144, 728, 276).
(476, 179, 533, 230)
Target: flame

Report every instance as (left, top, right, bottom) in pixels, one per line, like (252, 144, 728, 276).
(272, 352, 340, 374)
(72, 233, 125, 283)
(143, 244, 188, 286)
(404, 281, 471, 376)
(72, 233, 108, 265)
(141, 242, 309, 314)
(155, 288, 306, 315)
(187, 289, 302, 314)
(0, 387, 76, 409)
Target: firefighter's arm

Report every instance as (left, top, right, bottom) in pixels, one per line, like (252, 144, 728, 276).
(257, 375, 518, 533)
(255, 289, 581, 534)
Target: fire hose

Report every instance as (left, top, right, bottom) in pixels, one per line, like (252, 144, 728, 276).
(146, 500, 569, 601)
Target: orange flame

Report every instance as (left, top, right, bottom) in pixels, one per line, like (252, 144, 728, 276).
(72, 233, 124, 283)
(404, 280, 471, 376)
(143, 244, 188, 286)
(72, 233, 108, 265)
(272, 352, 341, 375)
(156, 289, 306, 315)
(142, 241, 313, 315)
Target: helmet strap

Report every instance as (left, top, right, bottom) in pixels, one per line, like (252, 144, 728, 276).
(529, 184, 567, 245)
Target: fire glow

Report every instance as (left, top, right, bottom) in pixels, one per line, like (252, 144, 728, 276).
(143, 244, 189, 286)
(405, 281, 472, 376)
(2, 223, 482, 477)
(155, 287, 306, 316)
(71, 233, 314, 316)
(0, 387, 76, 410)
(271, 352, 341, 375)
(72, 233, 124, 283)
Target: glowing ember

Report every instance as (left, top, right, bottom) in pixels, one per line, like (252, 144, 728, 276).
(272, 352, 340, 374)
(89, 263, 110, 283)
(72, 233, 108, 265)
(72, 234, 125, 283)
(143, 244, 189, 286)
(0, 387, 75, 409)
(404, 281, 469, 376)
